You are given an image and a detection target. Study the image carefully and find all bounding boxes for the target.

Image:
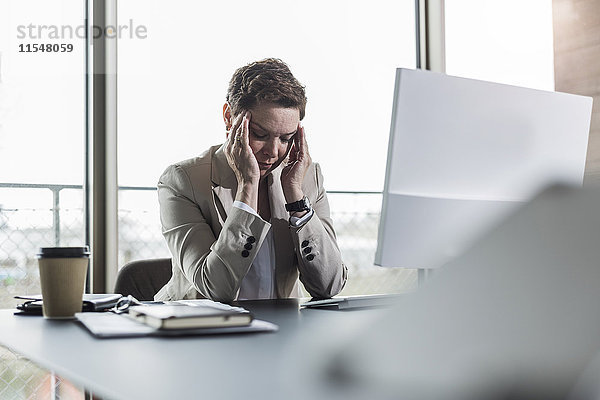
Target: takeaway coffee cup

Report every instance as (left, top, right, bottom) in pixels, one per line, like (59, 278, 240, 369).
(37, 247, 90, 319)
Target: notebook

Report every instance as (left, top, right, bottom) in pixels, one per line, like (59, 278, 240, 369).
(127, 302, 253, 329)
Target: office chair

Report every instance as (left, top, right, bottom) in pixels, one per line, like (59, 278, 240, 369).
(114, 258, 172, 301)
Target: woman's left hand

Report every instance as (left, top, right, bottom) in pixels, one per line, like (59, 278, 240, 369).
(281, 123, 311, 203)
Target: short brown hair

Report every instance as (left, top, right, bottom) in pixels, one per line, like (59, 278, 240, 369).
(226, 58, 307, 120)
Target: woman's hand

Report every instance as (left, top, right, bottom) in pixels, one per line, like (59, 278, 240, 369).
(281, 123, 311, 204)
(224, 111, 260, 210)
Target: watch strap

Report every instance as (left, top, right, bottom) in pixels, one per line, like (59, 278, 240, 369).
(285, 196, 311, 212)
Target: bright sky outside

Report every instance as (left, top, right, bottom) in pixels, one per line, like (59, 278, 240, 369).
(0, 0, 554, 204)
(116, 0, 416, 192)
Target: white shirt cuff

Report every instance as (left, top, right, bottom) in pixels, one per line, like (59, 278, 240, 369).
(290, 208, 314, 228)
(233, 201, 259, 217)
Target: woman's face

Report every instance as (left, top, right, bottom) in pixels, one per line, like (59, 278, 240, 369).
(246, 103, 299, 177)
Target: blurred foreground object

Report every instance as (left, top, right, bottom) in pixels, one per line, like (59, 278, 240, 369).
(300, 185, 600, 400)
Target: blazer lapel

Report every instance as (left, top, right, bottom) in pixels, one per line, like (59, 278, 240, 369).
(268, 166, 296, 298)
(211, 144, 237, 229)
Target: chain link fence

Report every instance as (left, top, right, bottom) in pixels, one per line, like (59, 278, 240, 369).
(0, 184, 417, 308)
(1, 185, 417, 309)
(0, 186, 84, 310)
(1, 185, 88, 400)
(0, 346, 84, 400)
(115, 190, 418, 296)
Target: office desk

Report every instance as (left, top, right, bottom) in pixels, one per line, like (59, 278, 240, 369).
(0, 299, 380, 400)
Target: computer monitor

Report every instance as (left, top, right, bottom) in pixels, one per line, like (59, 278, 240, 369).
(375, 68, 593, 269)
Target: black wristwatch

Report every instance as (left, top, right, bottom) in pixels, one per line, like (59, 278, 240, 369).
(285, 196, 311, 213)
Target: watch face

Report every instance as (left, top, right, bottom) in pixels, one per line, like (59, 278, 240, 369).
(301, 197, 310, 209)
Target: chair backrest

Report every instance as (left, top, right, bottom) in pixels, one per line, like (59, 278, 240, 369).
(114, 258, 172, 301)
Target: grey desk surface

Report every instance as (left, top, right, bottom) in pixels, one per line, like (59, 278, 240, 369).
(0, 299, 379, 400)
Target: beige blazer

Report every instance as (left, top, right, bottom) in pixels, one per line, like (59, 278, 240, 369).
(154, 143, 348, 302)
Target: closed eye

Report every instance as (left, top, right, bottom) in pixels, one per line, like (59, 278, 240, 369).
(281, 133, 296, 143)
(251, 130, 268, 140)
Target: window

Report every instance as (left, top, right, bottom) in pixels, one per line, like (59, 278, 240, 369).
(0, 0, 86, 308)
(117, 0, 417, 294)
(445, 0, 555, 90)
(0, 1, 87, 397)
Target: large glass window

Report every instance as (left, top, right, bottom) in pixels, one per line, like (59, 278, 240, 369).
(445, 0, 555, 90)
(0, 1, 87, 398)
(117, 0, 417, 294)
(0, 0, 86, 308)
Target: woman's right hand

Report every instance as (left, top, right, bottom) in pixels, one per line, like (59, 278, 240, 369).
(225, 111, 260, 185)
(224, 111, 260, 211)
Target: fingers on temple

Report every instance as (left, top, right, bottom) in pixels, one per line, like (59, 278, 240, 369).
(297, 124, 306, 158)
(287, 142, 297, 162)
(228, 111, 250, 149)
(228, 114, 241, 147)
(232, 112, 245, 137)
(241, 112, 251, 147)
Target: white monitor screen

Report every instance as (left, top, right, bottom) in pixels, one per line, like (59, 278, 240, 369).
(375, 68, 592, 269)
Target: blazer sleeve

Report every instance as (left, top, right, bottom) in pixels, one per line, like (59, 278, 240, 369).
(158, 164, 271, 302)
(290, 163, 348, 298)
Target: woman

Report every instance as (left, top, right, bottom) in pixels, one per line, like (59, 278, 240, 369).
(155, 58, 347, 302)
